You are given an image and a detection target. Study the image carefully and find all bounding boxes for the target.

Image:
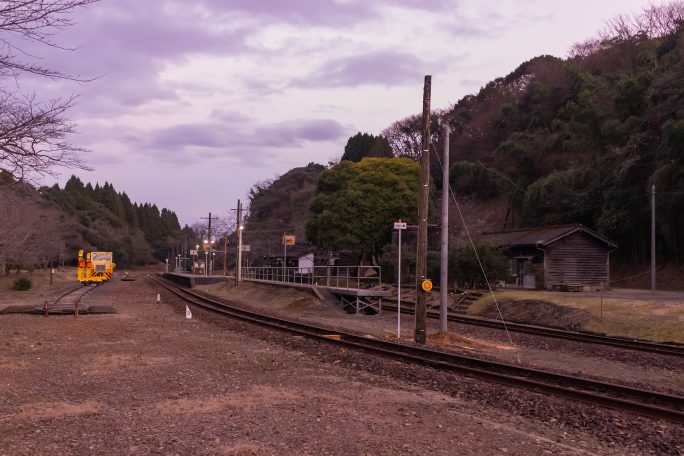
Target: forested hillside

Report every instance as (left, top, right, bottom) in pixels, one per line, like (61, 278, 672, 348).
(381, 5, 684, 266)
(0, 174, 182, 273)
(245, 5, 684, 281)
(242, 163, 326, 257)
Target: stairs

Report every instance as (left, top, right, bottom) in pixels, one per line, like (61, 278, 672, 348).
(448, 291, 483, 313)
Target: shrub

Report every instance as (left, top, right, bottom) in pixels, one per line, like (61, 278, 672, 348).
(450, 243, 509, 289)
(12, 278, 32, 291)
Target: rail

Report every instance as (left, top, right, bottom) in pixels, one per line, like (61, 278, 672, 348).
(149, 275, 684, 424)
(382, 302, 684, 357)
(241, 265, 381, 290)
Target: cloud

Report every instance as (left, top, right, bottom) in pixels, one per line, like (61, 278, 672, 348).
(200, 0, 376, 26)
(294, 50, 434, 88)
(132, 117, 348, 166)
(258, 119, 347, 145)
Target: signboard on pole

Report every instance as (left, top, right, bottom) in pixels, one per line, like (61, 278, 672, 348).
(282, 235, 296, 246)
(394, 220, 406, 338)
(241, 245, 250, 252)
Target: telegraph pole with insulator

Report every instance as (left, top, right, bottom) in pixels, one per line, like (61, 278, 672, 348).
(415, 75, 432, 344)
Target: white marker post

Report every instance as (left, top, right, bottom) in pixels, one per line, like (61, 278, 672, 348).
(394, 220, 407, 338)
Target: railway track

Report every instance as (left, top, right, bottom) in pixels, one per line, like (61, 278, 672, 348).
(381, 302, 684, 357)
(35, 284, 97, 314)
(149, 275, 684, 424)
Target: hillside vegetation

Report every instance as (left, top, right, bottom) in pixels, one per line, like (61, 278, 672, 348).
(441, 11, 684, 265)
(242, 163, 326, 257)
(245, 5, 684, 282)
(0, 174, 182, 273)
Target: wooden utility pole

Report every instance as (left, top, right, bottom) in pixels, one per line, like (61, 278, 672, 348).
(200, 212, 218, 275)
(651, 185, 656, 291)
(415, 75, 432, 344)
(200, 212, 216, 243)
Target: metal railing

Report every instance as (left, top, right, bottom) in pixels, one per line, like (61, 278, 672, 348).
(241, 265, 381, 290)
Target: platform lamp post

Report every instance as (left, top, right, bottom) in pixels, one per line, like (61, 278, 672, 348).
(194, 244, 199, 274)
(203, 240, 209, 276)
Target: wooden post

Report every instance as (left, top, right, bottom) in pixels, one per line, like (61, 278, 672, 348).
(651, 185, 656, 291)
(415, 75, 432, 345)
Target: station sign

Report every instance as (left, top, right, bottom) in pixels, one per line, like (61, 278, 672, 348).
(241, 245, 251, 252)
(282, 234, 296, 246)
(394, 221, 407, 230)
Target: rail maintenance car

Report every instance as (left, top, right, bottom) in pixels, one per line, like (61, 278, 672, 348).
(77, 249, 116, 285)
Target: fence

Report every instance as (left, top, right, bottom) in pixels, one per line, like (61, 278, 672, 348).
(241, 265, 381, 290)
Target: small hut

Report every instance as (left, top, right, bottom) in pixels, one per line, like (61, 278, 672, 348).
(480, 224, 617, 290)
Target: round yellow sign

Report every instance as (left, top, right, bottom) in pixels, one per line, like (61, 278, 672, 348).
(421, 279, 433, 292)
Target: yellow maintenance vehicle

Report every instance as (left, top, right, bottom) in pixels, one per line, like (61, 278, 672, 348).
(77, 250, 116, 285)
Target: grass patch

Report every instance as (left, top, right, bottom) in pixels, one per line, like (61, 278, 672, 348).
(11, 278, 32, 291)
(467, 288, 684, 343)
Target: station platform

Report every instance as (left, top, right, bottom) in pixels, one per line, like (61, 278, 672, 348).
(241, 277, 389, 314)
(162, 272, 231, 288)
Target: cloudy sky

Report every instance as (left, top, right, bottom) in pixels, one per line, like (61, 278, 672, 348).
(29, 0, 668, 226)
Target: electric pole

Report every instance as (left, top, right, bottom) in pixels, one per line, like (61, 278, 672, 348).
(415, 75, 432, 345)
(651, 185, 656, 291)
(200, 212, 218, 276)
(439, 124, 450, 333)
(233, 199, 243, 286)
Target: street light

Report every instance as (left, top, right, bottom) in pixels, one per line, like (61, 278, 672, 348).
(193, 244, 199, 274)
(203, 239, 209, 276)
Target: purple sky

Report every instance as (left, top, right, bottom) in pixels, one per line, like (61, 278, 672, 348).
(27, 0, 668, 226)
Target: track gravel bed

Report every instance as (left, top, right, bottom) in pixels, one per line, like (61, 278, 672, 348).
(197, 282, 684, 397)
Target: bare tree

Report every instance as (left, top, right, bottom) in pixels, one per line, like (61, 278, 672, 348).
(571, 1, 684, 57)
(0, 183, 67, 274)
(0, 0, 97, 181)
(381, 113, 442, 161)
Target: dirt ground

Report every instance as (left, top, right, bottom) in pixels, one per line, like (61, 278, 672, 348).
(1, 273, 680, 455)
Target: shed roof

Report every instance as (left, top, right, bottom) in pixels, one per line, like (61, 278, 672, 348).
(480, 224, 617, 249)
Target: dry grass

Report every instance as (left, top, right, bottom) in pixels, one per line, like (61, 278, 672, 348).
(469, 288, 684, 343)
(0, 267, 76, 286)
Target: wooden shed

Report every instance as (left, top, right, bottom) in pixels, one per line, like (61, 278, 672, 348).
(480, 224, 617, 290)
